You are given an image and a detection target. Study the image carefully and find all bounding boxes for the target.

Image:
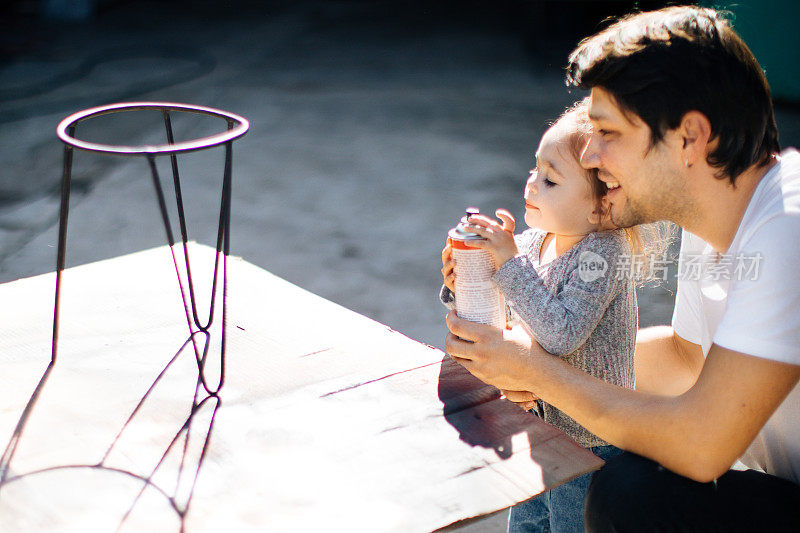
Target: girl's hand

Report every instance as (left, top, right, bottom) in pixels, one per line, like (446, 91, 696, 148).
(441, 242, 456, 291)
(462, 209, 518, 268)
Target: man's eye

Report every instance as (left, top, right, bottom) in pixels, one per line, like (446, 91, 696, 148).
(544, 178, 556, 187)
(598, 129, 612, 137)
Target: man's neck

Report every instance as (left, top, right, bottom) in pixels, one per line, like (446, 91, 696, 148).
(681, 155, 778, 253)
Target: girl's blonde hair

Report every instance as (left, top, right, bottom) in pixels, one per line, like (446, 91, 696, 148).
(551, 98, 675, 285)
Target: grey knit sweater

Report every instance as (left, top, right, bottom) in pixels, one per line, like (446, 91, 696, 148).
(442, 228, 637, 447)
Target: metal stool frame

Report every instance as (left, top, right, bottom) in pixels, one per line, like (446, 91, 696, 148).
(0, 103, 249, 525)
(52, 102, 249, 395)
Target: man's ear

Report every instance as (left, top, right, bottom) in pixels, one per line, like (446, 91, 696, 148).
(679, 111, 712, 167)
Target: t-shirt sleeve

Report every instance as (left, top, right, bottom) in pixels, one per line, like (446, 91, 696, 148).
(713, 215, 800, 365)
(671, 231, 704, 346)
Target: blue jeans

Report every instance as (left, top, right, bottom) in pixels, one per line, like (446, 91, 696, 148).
(508, 445, 623, 533)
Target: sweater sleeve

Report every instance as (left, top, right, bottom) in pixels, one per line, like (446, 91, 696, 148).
(439, 284, 456, 310)
(440, 232, 535, 312)
(493, 232, 626, 356)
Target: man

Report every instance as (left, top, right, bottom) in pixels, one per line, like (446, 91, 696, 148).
(444, 6, 800, 531)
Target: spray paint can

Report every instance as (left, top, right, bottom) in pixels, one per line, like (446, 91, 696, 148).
(447, 207, 507, 329)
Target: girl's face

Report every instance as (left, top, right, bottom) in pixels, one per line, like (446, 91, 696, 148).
(524, 124, 599, 236)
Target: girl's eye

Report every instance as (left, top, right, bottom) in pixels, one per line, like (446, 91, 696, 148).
(543, 178, 556, 187)
(598, 129, 612, 138)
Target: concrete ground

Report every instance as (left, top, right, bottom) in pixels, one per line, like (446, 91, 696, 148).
(2, 1, 799, 530)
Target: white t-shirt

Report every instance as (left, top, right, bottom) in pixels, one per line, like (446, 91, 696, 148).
(671, 148, 800, 484)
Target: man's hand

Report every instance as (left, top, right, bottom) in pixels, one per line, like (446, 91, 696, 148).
(461, 209, 518, 268)
(445, 310, 541, 392)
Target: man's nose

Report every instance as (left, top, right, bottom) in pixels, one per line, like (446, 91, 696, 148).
(580, 135, 600, 169)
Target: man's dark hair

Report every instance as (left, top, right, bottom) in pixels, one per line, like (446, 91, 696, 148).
(566, 5, 780, 183)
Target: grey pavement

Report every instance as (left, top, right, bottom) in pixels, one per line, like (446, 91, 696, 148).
(2, 1, 800, 530)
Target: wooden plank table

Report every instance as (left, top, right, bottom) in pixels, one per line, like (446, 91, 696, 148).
(0, 244, 602, 532)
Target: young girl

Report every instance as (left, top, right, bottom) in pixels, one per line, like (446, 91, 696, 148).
(441, 99, 662, 533)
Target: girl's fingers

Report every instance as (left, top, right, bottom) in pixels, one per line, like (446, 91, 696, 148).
(466, 213, 502, 231)
(442, 244, 453, 263)
(462, 238, 486, 248)
(462, 224, 492, 238)
(495, 209, 516, 233)
(441, 260, 455, 276)
(467, 212, 514, 235)
(465, 213, 493, 226)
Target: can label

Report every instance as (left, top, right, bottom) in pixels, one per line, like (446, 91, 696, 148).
(448, 209, 506, 329)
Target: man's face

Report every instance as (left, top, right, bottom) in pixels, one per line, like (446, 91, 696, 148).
(580, 87, 685, 228)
